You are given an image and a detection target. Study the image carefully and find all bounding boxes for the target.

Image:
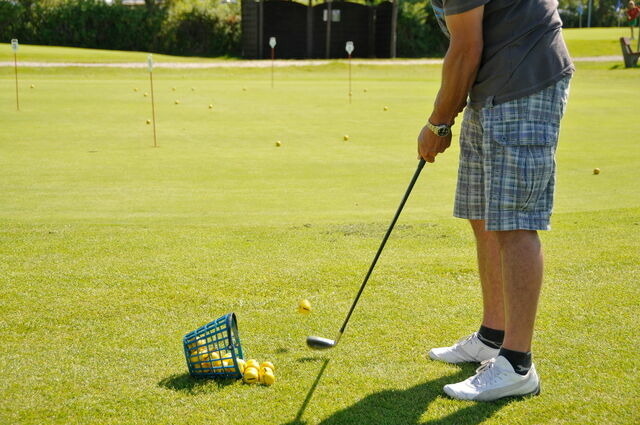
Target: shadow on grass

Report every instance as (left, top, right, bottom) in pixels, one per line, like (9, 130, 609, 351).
(282, 362, 508, 425)
(297, 356, 327, 363)
(158, 372, 236, 394)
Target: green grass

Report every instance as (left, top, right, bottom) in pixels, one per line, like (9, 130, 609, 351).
(1, 27, 635, 63)
(0, 49, 639, 425)
(563, 27, 635, 57)
(0, 43, 233, 63)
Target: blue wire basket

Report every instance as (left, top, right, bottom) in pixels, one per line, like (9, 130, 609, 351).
(183, 313, 244, 379)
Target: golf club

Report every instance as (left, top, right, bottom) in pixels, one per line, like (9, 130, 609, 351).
(307, 158, 427, 350)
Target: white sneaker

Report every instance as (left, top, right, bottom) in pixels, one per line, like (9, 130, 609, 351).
(428, 333, 500, 364)
(443, 356, 541, 401)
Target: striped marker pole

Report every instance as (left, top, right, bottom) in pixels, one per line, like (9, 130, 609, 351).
(269, 37, 276, 88)
(11, 39, 19, 111)
(147, 54, 157, 148)
(345, 41, 354, 104)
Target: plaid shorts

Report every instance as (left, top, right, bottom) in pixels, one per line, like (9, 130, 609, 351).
(454, 76, 571, 231)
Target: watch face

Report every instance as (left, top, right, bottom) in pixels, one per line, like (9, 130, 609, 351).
(437, 126, 449, 137)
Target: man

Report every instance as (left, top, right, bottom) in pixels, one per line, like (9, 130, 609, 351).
(417, 0, 574, 401)
(626, 1, 640, 40)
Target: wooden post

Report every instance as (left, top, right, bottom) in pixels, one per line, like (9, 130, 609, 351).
(326, 0, 332, 59)
(390, 0, 398, 58)
(346, 41, 354, 104)
(148, 55, 157, 148)
(14, 52, 19, 112)
(348, 53, 352, 103)
(11, 39, 19, 111)
(269, 37, 276, 88)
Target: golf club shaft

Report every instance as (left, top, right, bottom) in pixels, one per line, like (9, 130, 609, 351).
(336, 159, 426, 339)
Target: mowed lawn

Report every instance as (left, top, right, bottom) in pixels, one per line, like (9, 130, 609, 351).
(0, 48, 639, 424)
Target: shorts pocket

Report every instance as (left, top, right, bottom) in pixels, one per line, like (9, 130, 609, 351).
(489, 121, 558, 212)
(491, 120, 559, 147)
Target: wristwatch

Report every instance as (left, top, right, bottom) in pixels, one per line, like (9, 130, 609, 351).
(426, 121, 451, 137)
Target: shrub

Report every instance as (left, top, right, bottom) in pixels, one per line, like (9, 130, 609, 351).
(396, 0, 448, 58)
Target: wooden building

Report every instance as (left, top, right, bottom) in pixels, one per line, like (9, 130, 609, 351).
(241, 0, 398, 59)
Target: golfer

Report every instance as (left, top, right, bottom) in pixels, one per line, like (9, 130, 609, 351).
(417, 0, 574, 401)
(626, 1, 640, 39)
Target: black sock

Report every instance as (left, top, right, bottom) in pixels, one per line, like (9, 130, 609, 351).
(477, 325, 504, 349)
(499, 347, 532, 375)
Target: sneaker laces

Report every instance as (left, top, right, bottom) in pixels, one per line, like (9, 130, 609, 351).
(471, 358, 501, 388)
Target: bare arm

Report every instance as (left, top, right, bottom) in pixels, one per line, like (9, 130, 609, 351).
(417, 6, 484, 162)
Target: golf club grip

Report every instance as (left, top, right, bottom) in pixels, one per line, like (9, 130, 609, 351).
(338, 159, 426, 335)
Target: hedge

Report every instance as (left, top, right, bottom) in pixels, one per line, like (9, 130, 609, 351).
(0, 0, 241, 57)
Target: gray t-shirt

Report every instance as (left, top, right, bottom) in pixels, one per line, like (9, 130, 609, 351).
(431, 0, 574, 109)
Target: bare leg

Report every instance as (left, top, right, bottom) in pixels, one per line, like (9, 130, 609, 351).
(494, 230, 543, 352)
(469, 220, 504, 331)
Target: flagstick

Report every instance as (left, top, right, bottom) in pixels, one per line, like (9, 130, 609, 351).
(14, 51, 19, 111)
(348, 52, 352, 104)
(149, 70, 157, 148)
(345, 41, 355, 104)
(269, 37, 277, 89)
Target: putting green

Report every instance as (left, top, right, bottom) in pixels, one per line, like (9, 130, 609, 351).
(0, 47, 638, 425)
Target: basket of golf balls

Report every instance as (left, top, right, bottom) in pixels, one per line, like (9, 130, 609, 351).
(183, 313, 245, 379)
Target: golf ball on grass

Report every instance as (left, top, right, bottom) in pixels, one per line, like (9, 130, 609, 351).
(208, 104, 213, 109)
(174, 100, 180, 105)
(262, 371, 276, 386)
(383, 106, 389, 111)
(243, 367, 259, 384)
(593, 168, 600, 175)
(298, 299, 311, 314)
(343, 135, 349, 141)
(259, 367, 273, 382)
(260, 361, 275, 372)
(237, 359, 246, 374)
(245, 359, 260, 370)
(275, 141, 282, 147)
(146, 119, 151, 125)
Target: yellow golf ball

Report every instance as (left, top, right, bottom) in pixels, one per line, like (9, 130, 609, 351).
(209, 351, 222, 367)
(298, 299, 311, 314)
(593, 168, 600, 175)
(262, 371, 276, 386)
(243, 367, 259, 384)
(237, 359, 246, 374)
(245, 359, 260, 370)
(260, 361, 275, 372)
(275, 140, 282, 147)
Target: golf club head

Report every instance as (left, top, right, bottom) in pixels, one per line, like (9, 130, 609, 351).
(306, 336, 336, 350)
